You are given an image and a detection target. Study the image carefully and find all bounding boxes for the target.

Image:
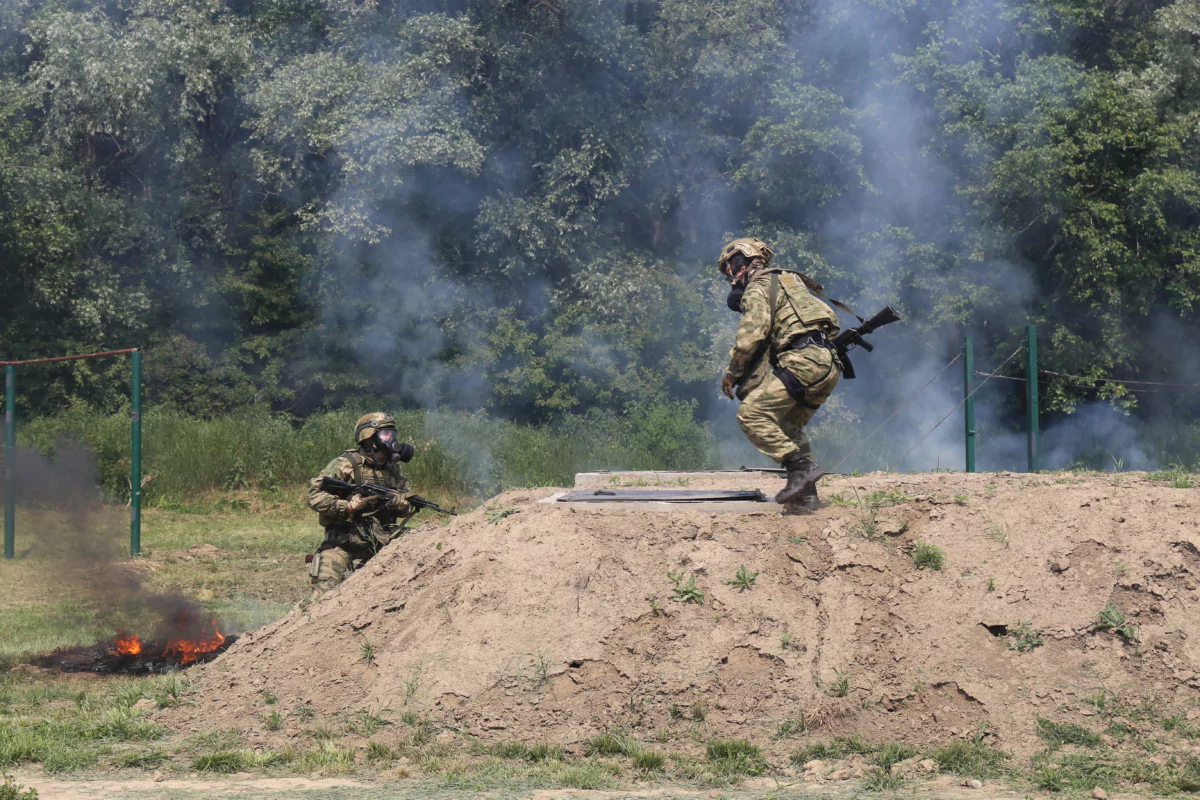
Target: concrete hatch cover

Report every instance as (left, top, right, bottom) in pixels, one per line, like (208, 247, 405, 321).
(556, 489, 768, 503)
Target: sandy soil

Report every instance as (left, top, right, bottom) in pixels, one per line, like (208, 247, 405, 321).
(159, 471, 1200, 760)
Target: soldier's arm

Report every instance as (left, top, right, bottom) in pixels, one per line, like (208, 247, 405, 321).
(386, 468, 415, 516)
(725, 282, 773, 381)
(306, 457, 356, 520)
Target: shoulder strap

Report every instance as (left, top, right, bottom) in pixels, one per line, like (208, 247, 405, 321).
(773, 268, 866, 324)
(768, 273, 779, 331)
(346, 451, 364, 485)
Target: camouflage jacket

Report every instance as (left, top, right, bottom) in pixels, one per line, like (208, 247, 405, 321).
(307, 449, 412, 550)
(725, 269, 840, 396)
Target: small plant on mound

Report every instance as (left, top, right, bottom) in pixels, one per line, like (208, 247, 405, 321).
(359, 637, 375, 665)
(706, 739, 767, 776)
(911, 542, 944, 570)
(1094, 603, 1137, 643)
(1036, 717, 1102, 749)
(724, 565, 758, 591)
(262, 711, 283, 731)
(1006, 621, 1044, 653)
(774, 715, 809, 739)
(633, 750, 665, 771)
(668, 572, 704, 605)
(827, 669, 850, 698)
(485, 506, 520, 524)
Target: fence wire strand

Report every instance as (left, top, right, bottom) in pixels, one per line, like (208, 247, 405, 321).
(901, 343, 1027, 460)
(828, 352, 963, 474)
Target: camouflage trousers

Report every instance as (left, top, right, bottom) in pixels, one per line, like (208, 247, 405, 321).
(307, 541, 386, 601)
(736, 346, 840, 464)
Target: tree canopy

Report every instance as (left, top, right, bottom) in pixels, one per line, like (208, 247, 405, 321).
(2, 0, 1199, 431)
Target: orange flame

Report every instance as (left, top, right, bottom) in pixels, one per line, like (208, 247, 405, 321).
(112, 630, 143, 656)
(162, 620, 226, 665)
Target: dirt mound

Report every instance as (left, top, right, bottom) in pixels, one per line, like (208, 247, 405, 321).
(163, 472, 1200, 757)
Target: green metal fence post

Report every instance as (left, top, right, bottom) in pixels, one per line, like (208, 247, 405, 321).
(130, 350, 142, 557)
(4, 365, 14, 559)
(964, 336, 976, 473)
(1026, 325, 1039, 472)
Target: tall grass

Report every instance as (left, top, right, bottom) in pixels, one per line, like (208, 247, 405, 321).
(4, 403, 717, 505)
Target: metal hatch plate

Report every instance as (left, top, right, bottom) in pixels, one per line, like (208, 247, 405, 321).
(557, 489, 768, 503)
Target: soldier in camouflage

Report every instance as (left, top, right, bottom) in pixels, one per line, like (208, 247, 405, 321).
(718, 238, 842, 511)
(305, 413, 419, 600)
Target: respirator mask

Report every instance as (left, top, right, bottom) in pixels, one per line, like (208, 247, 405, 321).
(372, 428, 415, 464)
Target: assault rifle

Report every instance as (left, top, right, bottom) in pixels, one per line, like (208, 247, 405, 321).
(833, 306, 901, 380)
(318, 476, 459, 516)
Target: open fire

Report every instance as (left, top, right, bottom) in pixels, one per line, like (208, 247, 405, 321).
(36, 612, 235, 675)
(110, 619, 227, 665)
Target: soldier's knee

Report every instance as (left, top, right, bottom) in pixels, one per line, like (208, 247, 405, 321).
(736, 403, 767, 428)
(308, 549, 353, 594)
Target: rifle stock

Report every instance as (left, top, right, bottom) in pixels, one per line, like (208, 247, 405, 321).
(832, 306, 901, 380)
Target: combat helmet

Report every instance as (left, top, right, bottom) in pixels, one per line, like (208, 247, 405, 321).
(717, 237, 774, 275)
(354, 412, 396, 446)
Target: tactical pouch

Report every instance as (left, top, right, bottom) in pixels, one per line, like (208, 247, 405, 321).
(306, 553, 321, 578)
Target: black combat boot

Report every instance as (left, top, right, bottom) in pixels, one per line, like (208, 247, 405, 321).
(798, 480, 820, 509)
(775, 452, 822, 505)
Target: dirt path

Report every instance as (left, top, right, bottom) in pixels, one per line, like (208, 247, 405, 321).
(11, 772, 1036, 800)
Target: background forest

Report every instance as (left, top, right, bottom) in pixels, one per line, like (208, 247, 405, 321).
(4, 0, 1200, 479)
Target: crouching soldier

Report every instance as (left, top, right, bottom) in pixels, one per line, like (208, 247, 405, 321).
(718, 238, 843, 511)
(305, 413, 418, 600)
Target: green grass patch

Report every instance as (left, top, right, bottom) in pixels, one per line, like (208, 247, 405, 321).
(193, 750, 251, 773)
(440, 757, 621, 791)
(929, 738, 1011, 779)
(632, 749, 665, 771)
(1030, 750, 1198, 793)
(871, 741, 917, 770)
(0, 674, 168, 773)
(706, 739, 767, 776)
(862, 766, 903, 791)
(791, 734, 877, 766)
(0, 774, 39, 800)
(1037, 717, 1102, 749)
(584, 730, 640, 757)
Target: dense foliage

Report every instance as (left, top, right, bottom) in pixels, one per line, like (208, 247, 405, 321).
(2, 0, 1199, 429)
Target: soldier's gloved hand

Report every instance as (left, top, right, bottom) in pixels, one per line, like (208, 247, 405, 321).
(386, 492, 413, 515)
(346, 494, 371, 515)
(720, 373, 737, 399)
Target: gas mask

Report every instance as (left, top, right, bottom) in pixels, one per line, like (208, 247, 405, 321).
(371, 428, 415, 464)
(723, 259, 750, 314)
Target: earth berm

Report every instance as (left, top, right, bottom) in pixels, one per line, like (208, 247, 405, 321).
(160, 471, 1200, 763)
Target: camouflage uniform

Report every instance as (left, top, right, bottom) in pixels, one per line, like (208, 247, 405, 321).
(726, 269, 842, 465)
(306, 427, 415, 600)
